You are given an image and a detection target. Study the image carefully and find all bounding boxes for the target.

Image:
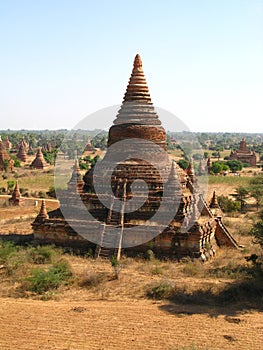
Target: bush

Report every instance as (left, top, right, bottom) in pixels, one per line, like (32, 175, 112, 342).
(146, 249, 155, 261)
(218, 195, 241, 213)
(27, 245, 58, 264)
(225, 160, 243, 172)
(0, 241, 18, 264)
(182, 261, 204, 277)
(150, 263, 164, 275)
(177, 159, 189, 170)
(46, 186, 56, 198)
(26, 259, 72, 294)
(147, 279, 174, 299)
(78, 272, 106, 288)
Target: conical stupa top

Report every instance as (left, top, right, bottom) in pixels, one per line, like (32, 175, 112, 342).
(68, 158, 84, 193)
(0, 140, 10, 166)
(113, 54, 161, 126)
(31, 147, 47, 169)
(11, 181, 21, 199)
(37, 200, 48, 219)
(186, 158, 195, 182)
(167, 161, 182, 196)
(17, 144, 27, 162)
(5, 136, 12, 149)
(18, 137, 29, 150)
(85, 139, 93, 152)
(209, 191, 219, 208)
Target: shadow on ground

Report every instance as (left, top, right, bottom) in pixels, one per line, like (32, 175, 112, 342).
(158, 276, 263, 317)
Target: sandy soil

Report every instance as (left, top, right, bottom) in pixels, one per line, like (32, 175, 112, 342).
(0, 297, 262, 350)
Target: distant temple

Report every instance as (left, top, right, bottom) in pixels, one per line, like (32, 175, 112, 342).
(30, 147, 48, 169)
(9, 181, 25, 206)
(84, 139, 94, 152)
(0, 137, 11, 171)
(17, 144, 27, 162)
(32, 54, 238, 259)
(229, 139, 257, 167)
(4, 136, 12, 150)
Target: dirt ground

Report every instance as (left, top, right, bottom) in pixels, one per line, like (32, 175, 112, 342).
(0, 197, 59, 234)
(0, 297, 262, 350)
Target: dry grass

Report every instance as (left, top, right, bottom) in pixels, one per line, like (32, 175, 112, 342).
(0, 246, 262, 350)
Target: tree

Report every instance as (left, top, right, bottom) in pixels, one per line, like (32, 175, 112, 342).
(211, 161, 229, 174)
(232, 186, 249, 211)
(249, 175, 263, 210)
(203, 151, 209, 159)
(225, 160, 243, 172)
(250, 220, 263, 248)
(192, 153, 203, 160)
(177, 159, 189, 170)
(218, 195, 241, 213)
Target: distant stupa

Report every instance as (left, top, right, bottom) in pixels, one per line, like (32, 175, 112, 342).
(30, 147, 48, 169)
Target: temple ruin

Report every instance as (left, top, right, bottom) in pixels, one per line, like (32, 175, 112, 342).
(9, 181, 25, 206)
(0, 137, 11, 171)
(32, 54, 238, 259)
(17, 144, 27, 162)
(30, 147, 48, 169)
(229, 139, 257, 167)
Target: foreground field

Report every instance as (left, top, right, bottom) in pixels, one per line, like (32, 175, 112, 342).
(0, 243, 262, 350)
(0, 297, 262, 350)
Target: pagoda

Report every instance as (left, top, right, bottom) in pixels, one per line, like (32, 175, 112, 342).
(17, 138, 29, 151)
(9, 181, 25, 206)
(0, 138, 11, 171)
(30, 147, 48, 169)
(229, 139, 257, 167)
(32, 54, 238, 259)
(84, 139, 94, 152)
(16, 144, 27, 162)
(4, 136, 12, 150)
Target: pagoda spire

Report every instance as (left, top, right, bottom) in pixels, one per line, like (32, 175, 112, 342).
(9, 180, 24, 206)
(37, 200, 49, 220)
(167, 161, 182, 197)
(68, 158, 84, 193)
(209, 191, 220, 209)
(30, 147, 47, 169)
(108, 54, 166, 152)
(186, 158, 195, 183)
(17, 144, 27, 162)
(112, 54, 161, 126)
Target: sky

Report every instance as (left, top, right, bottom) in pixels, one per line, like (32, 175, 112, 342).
(0, 0, 262, 132)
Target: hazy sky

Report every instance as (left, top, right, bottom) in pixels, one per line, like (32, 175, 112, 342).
(0, 0, 262, 132)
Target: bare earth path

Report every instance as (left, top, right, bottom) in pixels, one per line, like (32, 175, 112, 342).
(0, 298, 262, 350)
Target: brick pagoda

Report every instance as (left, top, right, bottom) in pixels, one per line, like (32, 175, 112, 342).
(30, 147, 48, 169)
(229, 139, 257, 167)
(32, 54, 238, 259)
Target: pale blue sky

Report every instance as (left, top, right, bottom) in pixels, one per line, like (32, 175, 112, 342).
(0, 0, 262, 132)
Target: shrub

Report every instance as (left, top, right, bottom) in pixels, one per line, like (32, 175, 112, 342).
(177, 159, 189, 170)
(111, 256, 121, 279)
(26, 259, 72, 294)
(78, 272, 106, 288)
(7, 180, 15, 193)
(218, 195, 241, 213)
(0, 241, 18, 264)
(182, 261, 204, 277)
(150, 262, 164, 275)
(146, 249, 155, 261)
(27, 245, 58, 264)
(147, 279, 174, 299)
(46, 186, 56, 198)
